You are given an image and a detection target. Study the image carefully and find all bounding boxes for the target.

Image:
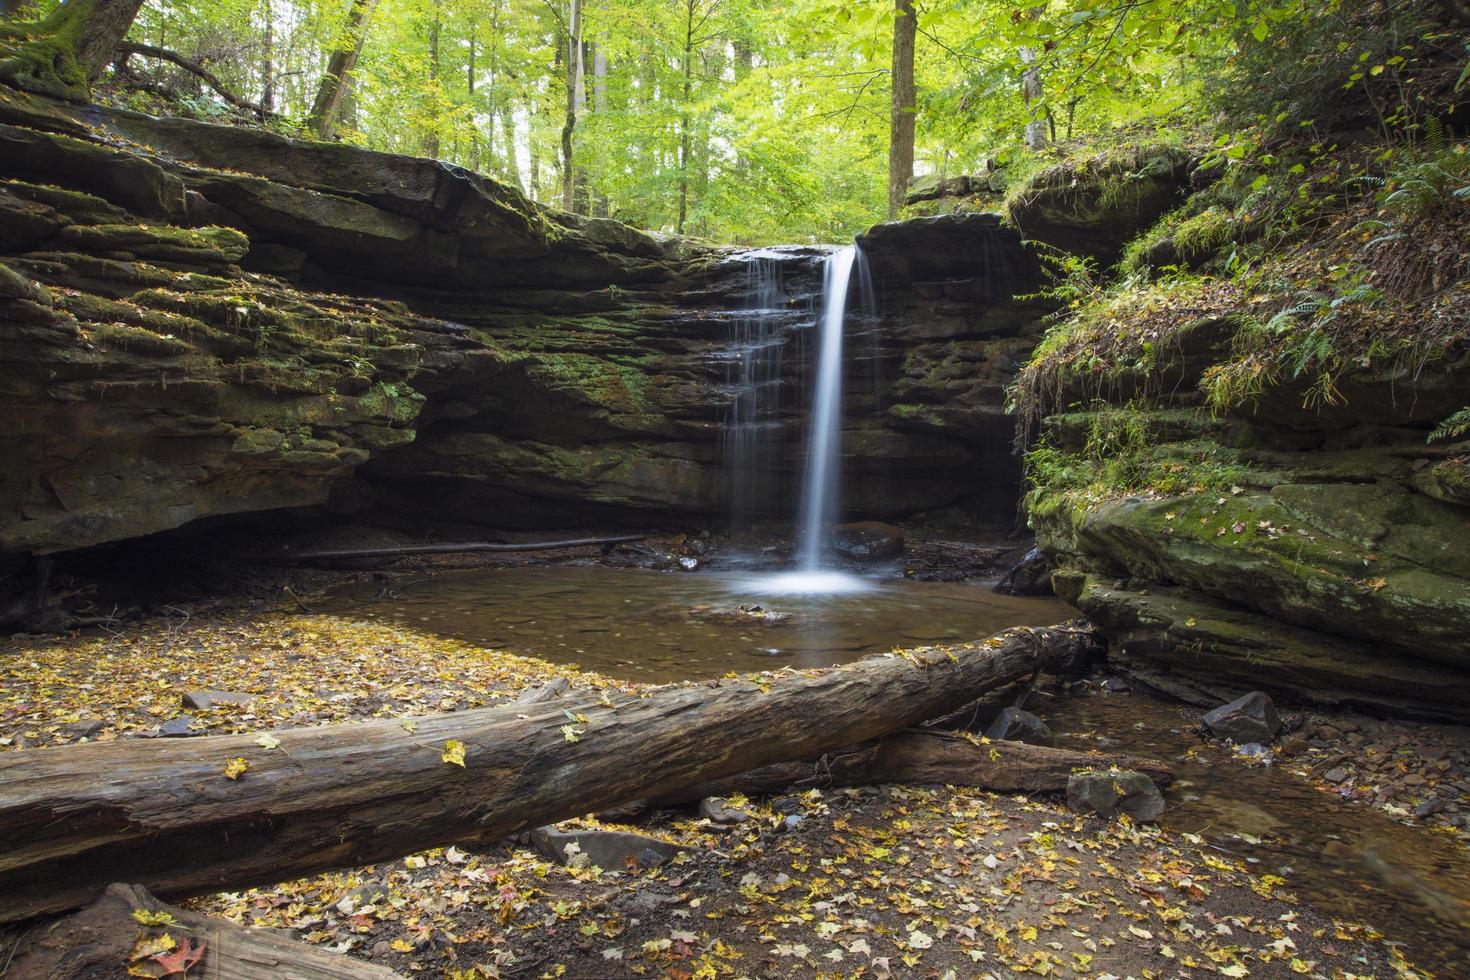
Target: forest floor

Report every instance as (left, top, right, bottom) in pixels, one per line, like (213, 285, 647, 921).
(2, 603, 1463, 979)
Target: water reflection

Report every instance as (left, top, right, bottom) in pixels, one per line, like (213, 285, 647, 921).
(320, 565, 1072, 682)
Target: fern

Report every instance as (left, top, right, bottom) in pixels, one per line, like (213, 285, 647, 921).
(1428, 408, 1470, 444)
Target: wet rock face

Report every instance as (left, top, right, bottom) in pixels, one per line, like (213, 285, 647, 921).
(0, 88, 1066, 555)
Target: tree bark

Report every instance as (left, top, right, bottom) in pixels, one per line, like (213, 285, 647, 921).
(888, 0, 916, 219)
(305, 0, 379, 141)
(0, 0, 147, 99)
(7, 883, 405, 979)
(423, 0, 442, 158)
(0, 624, 1099, 923)
(560, 0, 582, 211)
(1019, 7, 1047, 150)
(651, 730, 1172, 808)
(247, 534, 647, 563)
(676, 0, 696, 234)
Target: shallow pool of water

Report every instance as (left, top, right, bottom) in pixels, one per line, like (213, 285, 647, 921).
(321, 565, 1074, 682)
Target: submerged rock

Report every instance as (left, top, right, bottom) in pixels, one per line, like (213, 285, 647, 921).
(1203, 692, 1284, 744)
(831, 522, 905, 561)
(984, 706, 1055, 747)
(1066, 770, 1166, 822)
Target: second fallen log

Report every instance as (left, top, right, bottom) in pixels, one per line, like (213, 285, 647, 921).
(0, 624, 1101, 923)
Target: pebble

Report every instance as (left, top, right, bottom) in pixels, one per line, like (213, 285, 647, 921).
(1323, 766, 1350, 784)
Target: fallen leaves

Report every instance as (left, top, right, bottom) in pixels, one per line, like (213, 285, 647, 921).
(442, 739, 466, 768)
(223, 757, 249, 780)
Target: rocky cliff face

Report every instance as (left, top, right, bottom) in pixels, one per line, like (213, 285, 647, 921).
(0, 87, 1052, 556)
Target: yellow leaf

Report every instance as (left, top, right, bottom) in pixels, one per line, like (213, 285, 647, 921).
(400, 719, 418, 733)
(224, 757, 249, 780)
(131, 908, 175, 926)
(390, 939, 416, 953)
(254, 734, 281, 750)
(442, 739, 466, 767)
(561, 724, 582, 743)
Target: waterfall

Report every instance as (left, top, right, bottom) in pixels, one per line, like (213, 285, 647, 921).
(796, 245, 858, 570)
(723, 254, 786, 527)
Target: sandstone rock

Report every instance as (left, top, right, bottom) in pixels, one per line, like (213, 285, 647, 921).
(1066, 770, 1165, 822)
(62, 718, 104, 741)
(993, 547, 1054, 596)
(699, 797, 748, 826)
(831, 522, 905, 561)
(1203, 692, 1284, 744)
(530, 827, 686, 871)
(984, 706, 1055, 747)
(156, 718, 196, 738)
(181, 690, 255, 711)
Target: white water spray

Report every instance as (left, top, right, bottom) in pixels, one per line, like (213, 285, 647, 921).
(755, 245, 869, 595)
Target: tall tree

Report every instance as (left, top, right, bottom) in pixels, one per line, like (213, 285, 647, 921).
(305, 0, 379, 140)
(888, 0, 916, 218)
(0, 0, 147, 98)
(557, 0, 584, 210)
(1018, 6, 1048, 150)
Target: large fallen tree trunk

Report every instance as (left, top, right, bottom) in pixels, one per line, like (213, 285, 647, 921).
(651, 729, 1173, 807)
(0, 624, 1100, 923)
(5, 883, 404, 980)
(246, 534, 646, 563)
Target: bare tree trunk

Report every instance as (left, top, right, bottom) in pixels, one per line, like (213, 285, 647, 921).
(305, 0, 378, 141)
(0, 0, 147, 98)
(0, 625, 1098, 923)
(676, 0, 695, 234)
(590, 36, 608, 217)
(259, 0, 275, 111)
(1019, 7, 1047, 150)
(560, 0, 582, 211)
(888, 0, 916, 218)
(423, 0, 442, 158)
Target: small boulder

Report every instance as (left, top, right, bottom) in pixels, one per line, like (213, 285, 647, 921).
(984, 706, 1055, 747)
(62, 718, 105, 741)
(993, 547, 1055, 596)
(181, 690, 254, 711)
(1203, 692, 1284, 744)
(831, 522, 904, 562)
(530, 827, 686, 871)
(157, 717, 197, 737)
(699, 797, 748, 826)
(1066, 770, 1166, 822)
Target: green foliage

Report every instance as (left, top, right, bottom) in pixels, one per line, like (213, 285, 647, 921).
(1429, 408, 1470, 444)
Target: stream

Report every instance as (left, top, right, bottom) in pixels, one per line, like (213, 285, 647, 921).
(323, 564, 1470, 976)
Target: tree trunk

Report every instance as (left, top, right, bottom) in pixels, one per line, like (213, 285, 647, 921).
(676, 0, 695, 234)
(8, 884, 405, 979)
(888, 0, 916, 218)
(0, 624, 1099, 923)
(423, 0, 442, 158)
(650, 730, 1172, 808)
(0, 0, 147, 99)
(560, 0, 582, 212)
(305, 0, 378, 141)
(1019, 7, 1047, 150)
(259, 0, 275, 112)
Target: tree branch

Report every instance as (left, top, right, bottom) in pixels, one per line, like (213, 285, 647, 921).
(115, 41, 275, 118)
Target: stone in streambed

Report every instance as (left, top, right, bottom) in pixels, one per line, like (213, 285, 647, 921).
(1067, 770, 1166, 822)
(61, 718, 104, 740)
(993, 547, 1055, 596)
(831, 522, 905, 561)
(984, 706, 1055, 747)
(530, 827, 686, 870)
(1203, 691, 1284, 744)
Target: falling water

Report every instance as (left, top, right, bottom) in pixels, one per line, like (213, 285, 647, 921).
(723, 254, 787, 527)
(796, 245, 858, 570)
(753, 244, 871, 595)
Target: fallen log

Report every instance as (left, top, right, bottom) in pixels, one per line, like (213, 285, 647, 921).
(651, 730, 1173, 806)
(0, 623, 1101, 923)
(5, 883, 403, 980)
(245, 534, 647, 564)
